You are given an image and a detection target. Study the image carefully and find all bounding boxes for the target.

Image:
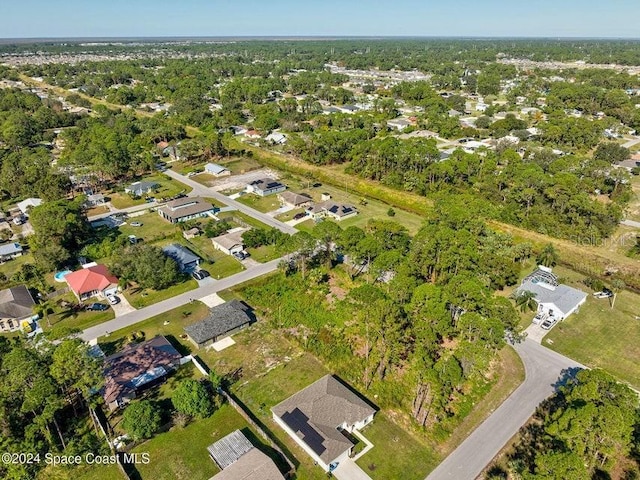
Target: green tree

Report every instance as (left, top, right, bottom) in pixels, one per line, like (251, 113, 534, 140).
(513, 290, 538, 313)
(121, 400, 162, 441)
(171, 379, 214, 419)
(536, 243, 558, 267)
(111, 244, 183, 290)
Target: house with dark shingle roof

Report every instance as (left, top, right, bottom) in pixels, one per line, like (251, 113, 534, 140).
(103, 335, 182, 411)
(208, 430, 285, 480)
(308, 201, 358, 221)
(184, 300, 255, 349)
(162, 243, 200, 272)
(0, 285, 35, 332)
(271, 375, 376, 472)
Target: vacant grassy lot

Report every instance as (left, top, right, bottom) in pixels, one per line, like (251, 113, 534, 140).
(545, 288, 640, 390)
(246, 244, 279, 263)
(236, 193, 281, 213)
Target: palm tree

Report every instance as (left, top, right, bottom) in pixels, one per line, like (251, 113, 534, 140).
(34, 298, 54, 328)
(514, 290, 538, 313)
(536, 243, 558, 268)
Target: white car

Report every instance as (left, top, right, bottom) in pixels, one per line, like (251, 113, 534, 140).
(107, 295, 120, 305)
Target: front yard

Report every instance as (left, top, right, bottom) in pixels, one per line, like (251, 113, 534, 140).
(236, 193, 281, 213)
(109, 174, 191, 209)
(544, 288, 640, 390)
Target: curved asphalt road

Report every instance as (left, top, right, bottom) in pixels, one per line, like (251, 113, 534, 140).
(426, 339, 584, 480)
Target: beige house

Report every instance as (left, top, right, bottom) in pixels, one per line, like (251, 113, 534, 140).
(212, 228, 248, 255)
(277, 191, 313, 208)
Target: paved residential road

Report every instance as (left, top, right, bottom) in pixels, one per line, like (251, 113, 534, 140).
(621, 219, 640, 228)
(80, 259, 281, 341)
(164, 169, 297, 234)
(426, 339, 584, 480)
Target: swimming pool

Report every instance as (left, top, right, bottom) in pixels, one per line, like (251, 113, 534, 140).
(54, 270, 72, 282)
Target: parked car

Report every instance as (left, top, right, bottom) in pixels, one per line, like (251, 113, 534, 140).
(541, 318, 556, 330)
(87, 303, 109, 311)
(233, 251, 249, 260)
(107, 295, 120, 305)
(130, 221, 143, 227)
(192, 270, 210, 280)
(293, 212, 307, 220)
(533, 313, 545, 325)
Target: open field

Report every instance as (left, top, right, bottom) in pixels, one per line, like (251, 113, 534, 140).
(118, 211, 181, 243)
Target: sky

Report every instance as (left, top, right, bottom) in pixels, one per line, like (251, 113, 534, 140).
(3, 0, 640, 39)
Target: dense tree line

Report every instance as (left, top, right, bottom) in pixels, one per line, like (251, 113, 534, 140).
(245, 203, 524, 431)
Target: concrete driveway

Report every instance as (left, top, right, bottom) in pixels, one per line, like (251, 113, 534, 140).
(524, 323, 549, 343)
(110, 295, 136, 317)
(333, 458, 372, 480)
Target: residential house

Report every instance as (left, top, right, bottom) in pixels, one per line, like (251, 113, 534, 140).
(245, 130, 261, 140)
(0, 243, 23, 262)
(184, 300, 255, 349)
(271, 375, 376, 472)
(246, 178, 287, 197)
(103, 335, 182, 411)
(615, 153, 640, 172)
(308, 201, 358, 221)
(182, 227, 201, 240)
(158, 197, 216, 223)
(162, 244, 200, 272)
(17, 198, 42, 216)
(386, 118, 411, 131)
(476, 103, 489, 112)
(212, 228, 248, 256)
(277, 191, 313, 208)
(205, 163, 231, 177)
(448, 109, 462, 117)
(516, 266, 588, 321)
(124, 181, 159, 197)
(65, 264, 119, 302)
(208, 430, 285, 480)
(336, 105, 359, 114)
(0, 285, 35, 332)
(265, 132, 287, 145)
(230, 126, 248, 135)
(85, 193, 106, 208)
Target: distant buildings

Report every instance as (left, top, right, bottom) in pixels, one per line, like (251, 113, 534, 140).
(124, 181, 158, 197)
(205, 163, 231, 177)
(246, 178, 287, 197)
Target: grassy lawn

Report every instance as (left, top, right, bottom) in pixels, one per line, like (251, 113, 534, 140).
(123, 279, 198, 309)
(236, 193, 281, 213)
(0, 251, 34, 279)
(219, 156, 263, 173)
(545, 288, 640, 390)
(356, 413, 439, 480)
(98, 301, 210, 357)
(118, 212, 181, 243)
(109, 174, 191, 209)
(246, 244, 279, 263)
(44, 292, 115, 338)
(180, 235, 245, 278)
(217, 211, 274, 230)
(76, 464, 122, 480)
(275, 207, 305, 222)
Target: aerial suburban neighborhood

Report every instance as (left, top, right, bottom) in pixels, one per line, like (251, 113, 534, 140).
(1, 4, 640, 480)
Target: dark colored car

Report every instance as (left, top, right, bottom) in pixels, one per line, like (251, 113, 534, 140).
(192, 270, 211, 280)
(87, 303, 109, 311)
(233, 251, 249, 260)
(293, 212, 307, 220)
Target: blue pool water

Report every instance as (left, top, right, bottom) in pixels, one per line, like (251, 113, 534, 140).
(54, 270, 72, 282)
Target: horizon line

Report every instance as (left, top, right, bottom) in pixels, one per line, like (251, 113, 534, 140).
(2, 35, 640, 43)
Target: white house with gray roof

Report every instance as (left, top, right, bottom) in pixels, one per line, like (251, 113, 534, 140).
(205, 163, 231, 177)
(271, 375, 376, 472)
(516, 266, 587, 320)
(162, 244, 200, 272)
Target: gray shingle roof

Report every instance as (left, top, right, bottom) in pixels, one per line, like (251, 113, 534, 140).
(271, 375, 376, 464)
(158, 197, 215, 221)
(184, 300, 254, 345)
(517, 280, 587, 317)
(205, 163, 229, 175)
(0, 285, 35, 319)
